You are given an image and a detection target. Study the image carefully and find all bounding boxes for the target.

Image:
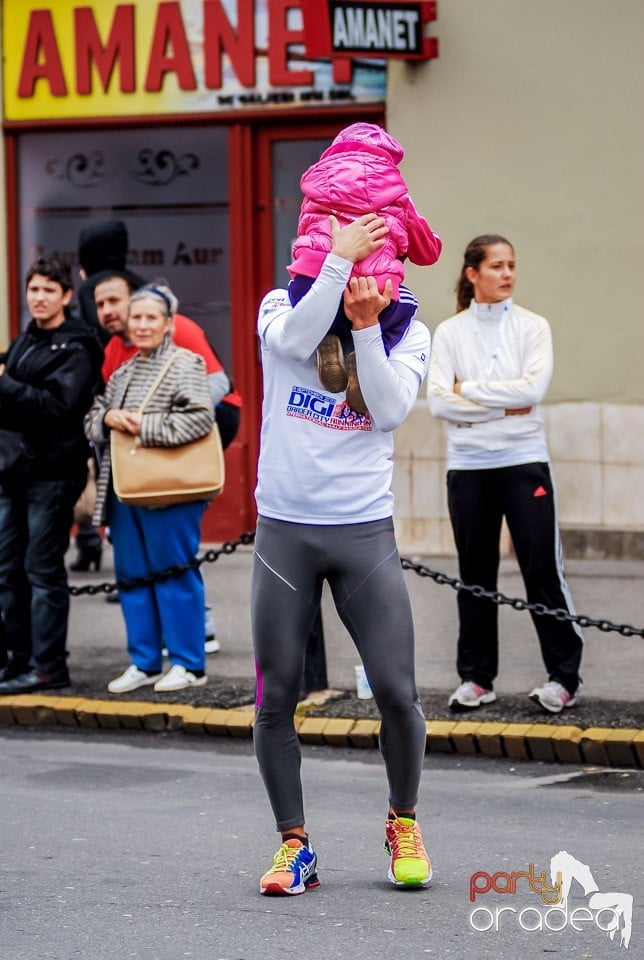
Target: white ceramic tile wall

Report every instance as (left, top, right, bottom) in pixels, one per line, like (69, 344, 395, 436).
(601, 405, 644, 464)
(393, 402, 644, 554)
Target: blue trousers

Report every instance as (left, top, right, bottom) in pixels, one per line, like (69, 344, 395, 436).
(109, 495, 207, 673)
(0, 476, 84, 678)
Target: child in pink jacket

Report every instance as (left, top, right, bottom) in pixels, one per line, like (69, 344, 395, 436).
(288, 123, 442, 412)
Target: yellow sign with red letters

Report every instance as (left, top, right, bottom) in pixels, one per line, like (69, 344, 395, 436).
(2, 0, 386, 121)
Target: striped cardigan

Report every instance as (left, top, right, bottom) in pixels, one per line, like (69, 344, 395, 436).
(85, 335, 214, 524)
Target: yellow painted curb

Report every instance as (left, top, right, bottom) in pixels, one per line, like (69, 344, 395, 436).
(91, 700, 127, 730)
(73, 698, 101, 728)
(224, 710, 254, 738)
(298, 717, 329, 744)
(597, 728, 640, 768)
(580, 727, 612, 765)
(450, 721, 481, 756)
(162, 704, 189, 732)
(0, 699, 14, 724)
(114, 702, 164, 729)
(178, 706, 212, 735)
(524, 724, 559, 763)
(425, 720, 456, 753)
(633, 731, 644, 767)
(500, 723, 534, 760)
(472, 722, 507, 758)
(322, 718, 354, 746)
(5, 694, 57, 726)
(349, 719, 381, 748)
(203, 708, 234, 736)
(47, 696, 87, 727)
(131, 704, 170, 733)
(0, 694, 641, 769)
(550, 726, 584, 764)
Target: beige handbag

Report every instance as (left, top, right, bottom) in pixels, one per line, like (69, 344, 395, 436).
(110, 354, 225, 508)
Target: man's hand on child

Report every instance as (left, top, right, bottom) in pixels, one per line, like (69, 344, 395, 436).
(344, 276, 392, 330)
(330, 213, 388, 263)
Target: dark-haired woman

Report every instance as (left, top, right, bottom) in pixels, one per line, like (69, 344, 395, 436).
(428, 235, 583, 714)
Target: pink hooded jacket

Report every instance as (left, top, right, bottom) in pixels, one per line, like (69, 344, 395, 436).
(288, 123, 442, 297)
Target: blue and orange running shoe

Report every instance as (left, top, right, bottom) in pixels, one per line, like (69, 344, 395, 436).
(259, 837, 320, 896)
(384, 817, 432, 888)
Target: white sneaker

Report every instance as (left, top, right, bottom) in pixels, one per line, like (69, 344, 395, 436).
(205, 603, 217, 641)
(448, 681, 497, 712)
(153, 664, 207, 692)
(529, 680, 582, 714)
(108, 665, 162, 694)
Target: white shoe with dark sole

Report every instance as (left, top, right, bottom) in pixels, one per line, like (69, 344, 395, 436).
(154, 665, 207, 692)
(108, 665, 162, 694)
(448, 681, 497, 712)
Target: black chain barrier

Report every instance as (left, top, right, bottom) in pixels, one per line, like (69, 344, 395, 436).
(69, 528, 644, 639)
(67, 531, 256, 598)
(399, 557, 644, 639)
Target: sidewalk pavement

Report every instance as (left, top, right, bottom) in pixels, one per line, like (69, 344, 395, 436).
(1, 541, 643, 767)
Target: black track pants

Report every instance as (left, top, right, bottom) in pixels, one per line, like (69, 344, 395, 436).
(447, 462, 583, 694)
(252, 515, 427, 832)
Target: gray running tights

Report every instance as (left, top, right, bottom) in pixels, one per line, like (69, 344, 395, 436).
(252, 515, 426, 831)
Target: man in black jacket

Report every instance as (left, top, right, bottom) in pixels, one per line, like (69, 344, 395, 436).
(0, 256, 103, 693)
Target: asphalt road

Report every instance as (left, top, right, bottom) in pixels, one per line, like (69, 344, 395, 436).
(1, 728, 642, 960)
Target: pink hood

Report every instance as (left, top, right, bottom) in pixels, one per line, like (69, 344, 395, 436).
(288, 128, 441, 293)
(330, 122, 405, 164)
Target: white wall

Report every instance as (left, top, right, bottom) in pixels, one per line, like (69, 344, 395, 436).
(388, 0, 644, 403)
(386, 1, 644, 550)
(393, 401, 644, 555)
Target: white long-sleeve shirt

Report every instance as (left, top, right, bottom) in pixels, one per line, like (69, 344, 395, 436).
(428, 299, 552, 470)
(256, 253, 430, 523)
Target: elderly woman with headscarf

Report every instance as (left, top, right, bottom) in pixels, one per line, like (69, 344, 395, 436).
(85, 283, 214, 694)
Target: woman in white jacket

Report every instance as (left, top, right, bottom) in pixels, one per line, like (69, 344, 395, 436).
(428, 235, 583, 714)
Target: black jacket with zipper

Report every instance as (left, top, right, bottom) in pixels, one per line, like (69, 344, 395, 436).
(0, 314, 103, 481)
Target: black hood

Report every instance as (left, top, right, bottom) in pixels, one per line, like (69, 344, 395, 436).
(78, 220, 129, 276)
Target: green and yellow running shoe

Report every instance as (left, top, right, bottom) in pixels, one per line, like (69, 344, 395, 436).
(384, 817, 432, 888)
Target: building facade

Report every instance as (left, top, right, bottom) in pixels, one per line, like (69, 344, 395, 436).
(2, 1, 642, 553)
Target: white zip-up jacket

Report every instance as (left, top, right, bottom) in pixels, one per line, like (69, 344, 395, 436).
(427, 299, 552, 470)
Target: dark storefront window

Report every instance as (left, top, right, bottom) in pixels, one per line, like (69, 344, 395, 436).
(270, 137, 327, 287)
(17, 126, 232, 368)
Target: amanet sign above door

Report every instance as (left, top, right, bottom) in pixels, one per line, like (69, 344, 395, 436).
(3, 0, 438, 122)
(301, 0, 437, 60)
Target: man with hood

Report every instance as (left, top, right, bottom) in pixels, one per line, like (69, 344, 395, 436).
(67, 220, 147, 571)
(76, 219, 145, 343)
(0, 256, 103, 693)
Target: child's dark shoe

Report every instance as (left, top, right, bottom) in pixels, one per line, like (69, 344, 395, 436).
(345, 352, 368, 414)
(317, 335, 348, 392)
